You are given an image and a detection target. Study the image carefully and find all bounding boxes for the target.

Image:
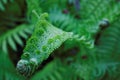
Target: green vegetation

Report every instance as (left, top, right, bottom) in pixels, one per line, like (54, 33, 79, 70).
(0, 0, 120, 80)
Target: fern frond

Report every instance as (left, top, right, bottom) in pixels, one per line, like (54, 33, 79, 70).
(31, 59, 64, 80)
(0, 24, 33, 53)
(0, 0, 14, 11)
(31, 58, 82, 80)
(69, 47, 104, 80)
(26, 0, 42, 23)
(49, 7, 72, 31)
(49, 7, 94, 49)
(95, 16, 120, 80)
(80, 0, 101, 19)
(97, 18, 120, 62)
(80, 0, 120, 35)
(10, 0, 120, 80)
(102, 63, 120, 80)
(39, 0, 67, 12)
(0, 50, 24, 80)
(81, 0, 120, 21)
(16, 13, 73, 77)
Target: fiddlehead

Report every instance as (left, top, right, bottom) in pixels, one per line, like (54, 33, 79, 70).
(16, 13, 73, 77)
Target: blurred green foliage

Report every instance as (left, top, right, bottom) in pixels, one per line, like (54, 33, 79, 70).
(0, 0, 120, 80)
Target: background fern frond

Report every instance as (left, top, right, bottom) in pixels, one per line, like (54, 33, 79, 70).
(26, 0, 42, 23)
(49, 7, 94, 49)
(49, 7, 73, 31)
(94, 13, 120, 80)
(0, 0, 14, 11)
(0, 50, 24, 80)
(31, 59, 64, 80)
(80, 0, 120, 35)
(0, 24, 33, 53)
(97, 18, 120, 62)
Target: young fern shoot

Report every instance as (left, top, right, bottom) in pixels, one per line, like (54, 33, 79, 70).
(16, 13, 73, 77)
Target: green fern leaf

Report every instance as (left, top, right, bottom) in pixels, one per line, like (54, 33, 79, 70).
(0, 24, 33, 53)
(0, 0, 14, 11)
(8, 36, 17, 51)
(26, 0, 42, 23)
(0, 1, 5, 11)
(2, 39, 8, 53)
(2, 0, 7, 4)
(31, 60, 64, 80)
(0, 50, 24, 80)
(18, 30, 28, 39)
(13, 33, 23, 46)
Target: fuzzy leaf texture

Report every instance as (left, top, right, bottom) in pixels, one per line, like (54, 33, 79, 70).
(16, 13, 73, 77)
